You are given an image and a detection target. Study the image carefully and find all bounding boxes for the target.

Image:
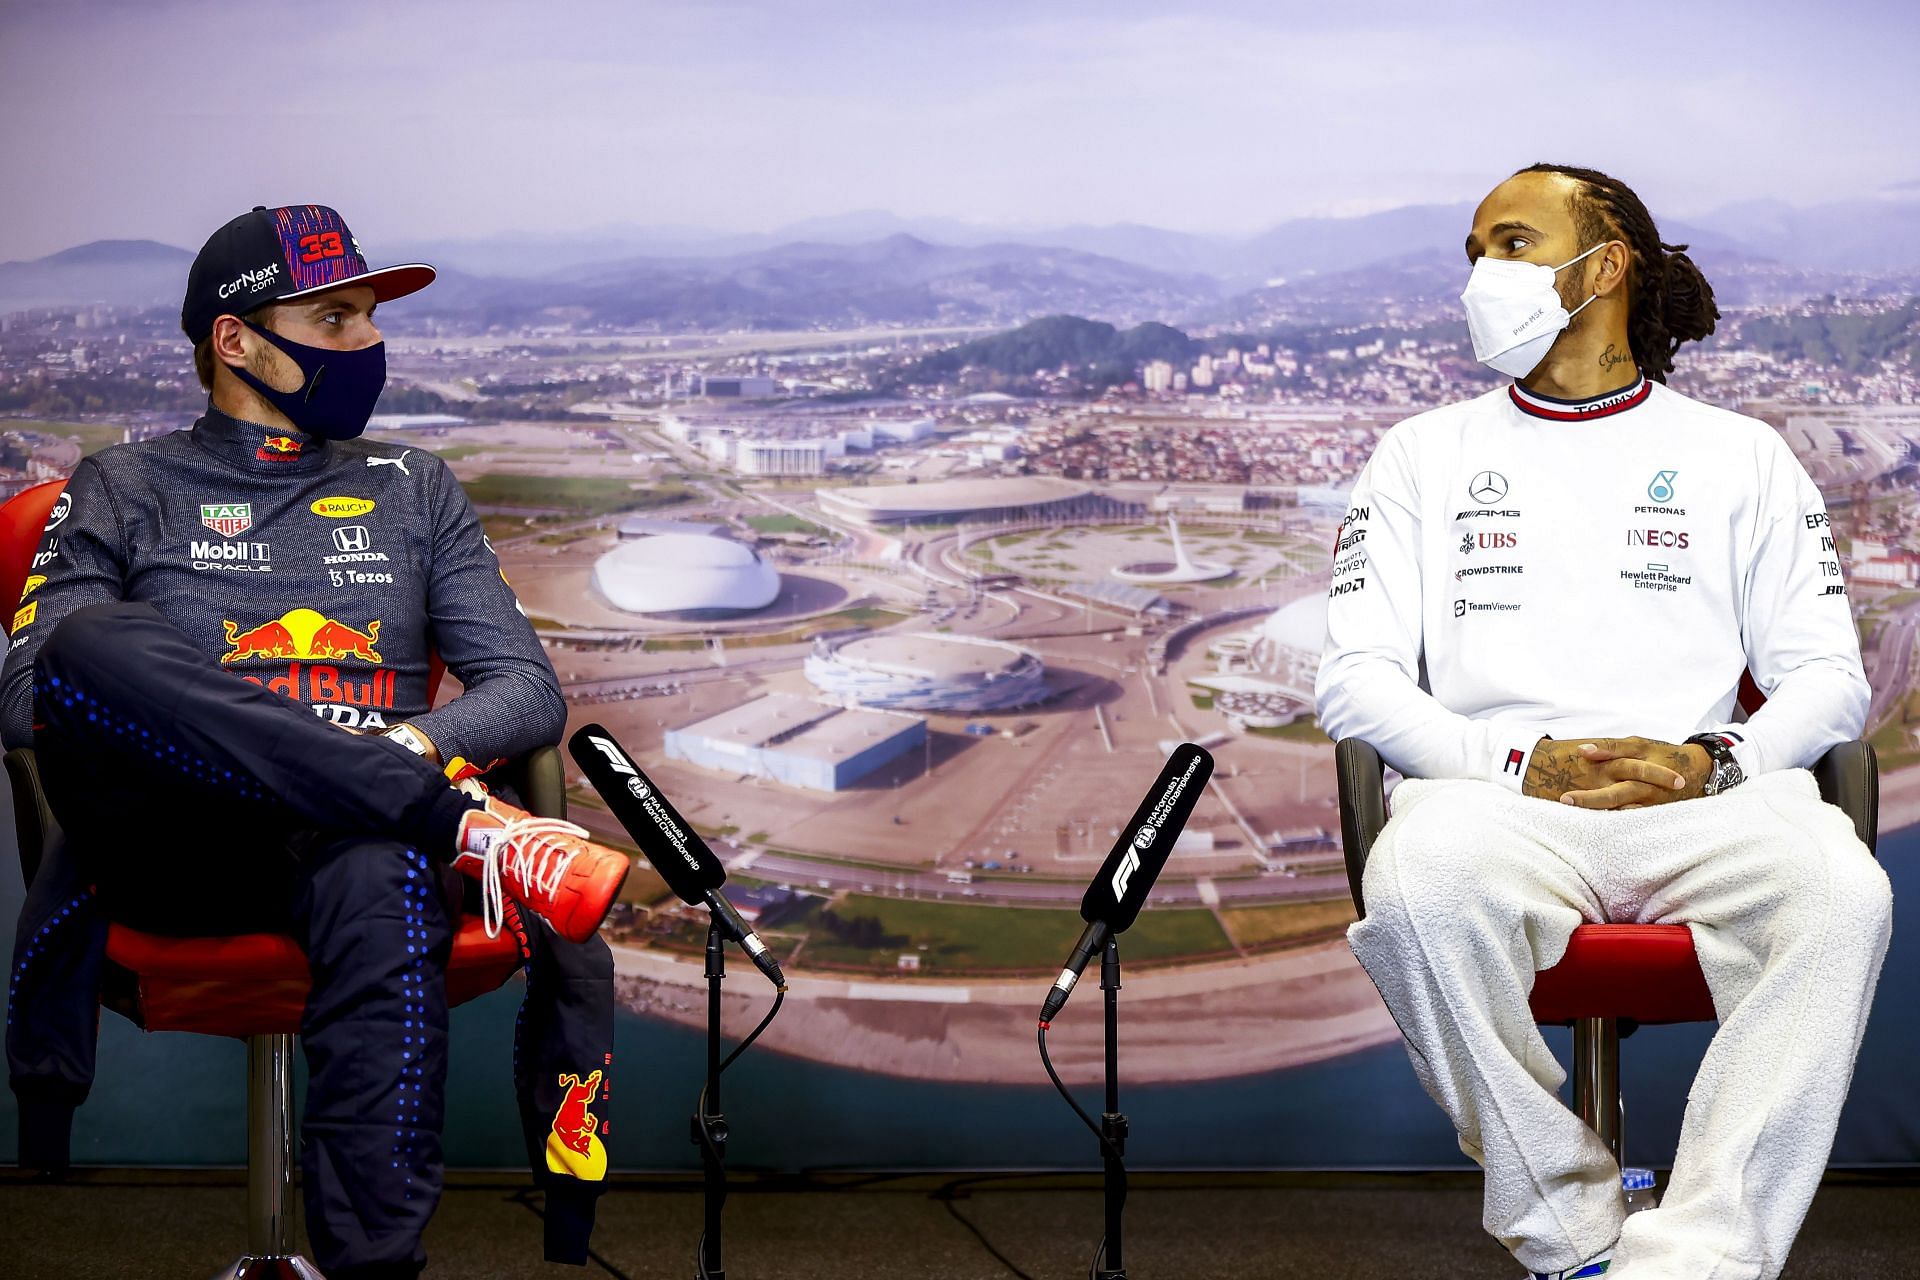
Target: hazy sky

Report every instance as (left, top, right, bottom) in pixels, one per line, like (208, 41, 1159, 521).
(3, 0, 1917, 260)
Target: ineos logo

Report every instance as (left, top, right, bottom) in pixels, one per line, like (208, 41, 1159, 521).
(1468, 471, 1509, 505)
(332, 525, 372, 553)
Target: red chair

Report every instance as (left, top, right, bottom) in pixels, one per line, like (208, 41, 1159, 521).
(2, 478, 560, 1278)
(1336, 724, 1877, 1167)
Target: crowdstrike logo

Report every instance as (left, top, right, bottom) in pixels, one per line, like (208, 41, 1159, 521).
(217, 262, 281, 300)
(1468, 471, 1509, 504)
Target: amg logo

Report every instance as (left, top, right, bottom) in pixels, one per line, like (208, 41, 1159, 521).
(1454, 509, 1521, 520)
(190, 540, 270, 562)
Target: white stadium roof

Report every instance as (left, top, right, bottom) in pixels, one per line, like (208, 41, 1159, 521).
(592, 533, 780, 615)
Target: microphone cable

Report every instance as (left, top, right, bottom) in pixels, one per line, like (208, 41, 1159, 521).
(693, 983, 787, 1280)
(1037, 1021, 1125, 1280)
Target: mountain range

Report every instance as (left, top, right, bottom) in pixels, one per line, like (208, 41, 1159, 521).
(5, 197, 1917, 332)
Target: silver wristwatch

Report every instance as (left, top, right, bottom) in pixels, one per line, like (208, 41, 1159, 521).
(1684, 733, 1745, 796)
(384, 723, 433, 757)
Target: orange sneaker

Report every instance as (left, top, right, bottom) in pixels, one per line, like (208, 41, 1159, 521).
(453, 792, 630, 945)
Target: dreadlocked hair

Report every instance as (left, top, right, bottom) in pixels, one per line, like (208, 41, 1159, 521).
(1516, 163, 1719, 383)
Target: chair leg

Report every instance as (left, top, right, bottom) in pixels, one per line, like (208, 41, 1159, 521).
(1572, 1016, 1623, 1167)
(209, 1034, 326, 1278)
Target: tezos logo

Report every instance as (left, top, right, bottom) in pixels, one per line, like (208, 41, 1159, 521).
(1647, 470, 1678, 503)
(44, 493, 71, 531)
(1468, 471, 1508, 504)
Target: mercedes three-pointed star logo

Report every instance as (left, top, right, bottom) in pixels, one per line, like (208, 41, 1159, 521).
(1468, 470, 1509, 504)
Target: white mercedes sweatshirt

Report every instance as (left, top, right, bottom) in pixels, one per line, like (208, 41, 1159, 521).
(1312, 376, 1869, 789)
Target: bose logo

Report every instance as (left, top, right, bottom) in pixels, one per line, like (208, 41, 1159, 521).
(589, 736, 636, 776)
(217, 263, 281, 300)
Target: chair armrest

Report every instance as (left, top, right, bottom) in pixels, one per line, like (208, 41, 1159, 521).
(1335, 738, 1388, 917)
(516, 743, 567, 821)
(1811, 739, 1878, 856)
(4, 746, 59, 887)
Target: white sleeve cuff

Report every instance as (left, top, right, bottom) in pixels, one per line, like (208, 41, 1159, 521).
(1489, 731, 1545, 793)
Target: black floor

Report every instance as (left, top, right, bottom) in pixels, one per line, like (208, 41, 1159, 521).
(2, 1170, 1915, 1278)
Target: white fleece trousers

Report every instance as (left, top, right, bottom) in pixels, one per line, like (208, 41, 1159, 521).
(1347, 769, 1891, 1280)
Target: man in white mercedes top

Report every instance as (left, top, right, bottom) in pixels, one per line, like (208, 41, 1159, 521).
(1315, 163, 1892, 1280)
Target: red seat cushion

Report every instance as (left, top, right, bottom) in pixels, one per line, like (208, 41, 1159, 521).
(105, 917, 524, 1036)
(1529, 924, 1718, 1026)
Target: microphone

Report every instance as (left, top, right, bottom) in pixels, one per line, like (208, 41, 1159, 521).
(1039, 743, 1213, 1023)
(568, 724, 786, 989)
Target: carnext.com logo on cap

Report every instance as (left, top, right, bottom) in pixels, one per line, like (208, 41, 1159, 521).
(218, 262, 281, 300)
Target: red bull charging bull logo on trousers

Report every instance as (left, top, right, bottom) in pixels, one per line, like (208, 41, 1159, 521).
(546, 1070, 609, 1180)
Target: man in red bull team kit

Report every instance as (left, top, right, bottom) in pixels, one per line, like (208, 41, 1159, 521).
(3, 206, 632, 1279)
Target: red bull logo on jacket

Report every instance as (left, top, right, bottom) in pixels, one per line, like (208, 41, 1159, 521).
(221, 607, 382, 664)
(256, 435, 304, 462)
(546, 1069, 608, 1181)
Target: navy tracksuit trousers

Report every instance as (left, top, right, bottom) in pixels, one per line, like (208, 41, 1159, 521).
(6, 603, 613, 1277)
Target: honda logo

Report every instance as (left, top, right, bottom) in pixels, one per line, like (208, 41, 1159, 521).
(332, 525, 372, 554)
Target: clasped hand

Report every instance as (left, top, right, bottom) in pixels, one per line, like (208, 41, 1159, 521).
(1522, 736, 1712, 810)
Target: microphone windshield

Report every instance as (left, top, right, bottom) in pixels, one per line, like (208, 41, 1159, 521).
(1081, 743, 1213, 933)
(568, 724, 724, 905)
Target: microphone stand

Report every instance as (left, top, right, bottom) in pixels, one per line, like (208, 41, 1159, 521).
(1098, 935, 1129, 1280)
(694, 918, 729, 1280)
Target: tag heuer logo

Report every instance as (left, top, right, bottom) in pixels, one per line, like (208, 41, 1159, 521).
(200, 502, 254, 537)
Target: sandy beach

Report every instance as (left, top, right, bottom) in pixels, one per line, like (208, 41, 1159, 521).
(609, 938, 1399, 1087)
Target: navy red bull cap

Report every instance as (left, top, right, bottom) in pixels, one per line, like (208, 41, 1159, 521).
(181, 204, 435, 342)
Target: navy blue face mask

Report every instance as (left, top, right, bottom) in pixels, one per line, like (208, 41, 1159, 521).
(232, 320, 387, 440)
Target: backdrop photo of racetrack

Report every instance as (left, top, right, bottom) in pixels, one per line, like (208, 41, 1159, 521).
(3, 0, 1919, 1172)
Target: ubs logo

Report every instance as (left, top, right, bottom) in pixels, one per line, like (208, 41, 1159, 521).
(1468, 471, 1509, 504)
(1459, 532, 1518, 555)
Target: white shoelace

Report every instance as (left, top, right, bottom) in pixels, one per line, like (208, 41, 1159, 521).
(459, 814, 590, 938)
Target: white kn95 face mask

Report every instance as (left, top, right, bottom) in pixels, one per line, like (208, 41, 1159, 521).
(1460, 242, 1605, 378)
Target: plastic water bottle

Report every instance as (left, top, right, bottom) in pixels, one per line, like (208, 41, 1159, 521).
(1622, 1167, 1658, 1214)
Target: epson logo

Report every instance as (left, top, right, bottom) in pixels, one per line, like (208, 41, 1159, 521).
(217, 262, 281, 300)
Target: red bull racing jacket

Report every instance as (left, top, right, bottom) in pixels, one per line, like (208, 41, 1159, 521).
(0, 407, 564, 756)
